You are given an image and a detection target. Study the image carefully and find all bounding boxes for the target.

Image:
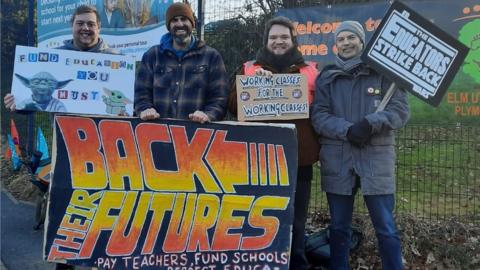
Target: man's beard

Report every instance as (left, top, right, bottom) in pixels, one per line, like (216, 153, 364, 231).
(172, 26, 192, 47)
(265, 46, 299, 71)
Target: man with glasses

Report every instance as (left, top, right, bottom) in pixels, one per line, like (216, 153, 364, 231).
(3, 6, 117, 270)
(59, 5, 118, 53)
(4, 5, 118, 111)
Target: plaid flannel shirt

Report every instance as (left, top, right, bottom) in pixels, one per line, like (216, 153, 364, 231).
(134, 39, 228, 121)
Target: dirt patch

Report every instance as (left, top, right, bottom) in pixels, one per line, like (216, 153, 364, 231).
(307, 211, 480, 269)
(1, 157, 40, 202)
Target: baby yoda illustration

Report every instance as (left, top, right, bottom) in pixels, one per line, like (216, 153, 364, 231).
(15, 72, 73, 112)
(102, 87, 132, 115)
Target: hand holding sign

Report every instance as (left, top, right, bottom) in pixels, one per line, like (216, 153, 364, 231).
(254, 67, 274, 77)
(11, 46, 136, 115)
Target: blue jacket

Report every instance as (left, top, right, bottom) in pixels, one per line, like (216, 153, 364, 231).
(134, 34, 228, 120)
(311, 64, 409, 195)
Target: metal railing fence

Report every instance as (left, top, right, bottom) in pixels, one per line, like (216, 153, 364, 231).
(1, 0, 478, 224)
(4, 112, 479, 224)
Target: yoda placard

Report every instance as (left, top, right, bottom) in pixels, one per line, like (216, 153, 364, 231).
(14, 72, 73, 112)
(11, 45, 135, 115)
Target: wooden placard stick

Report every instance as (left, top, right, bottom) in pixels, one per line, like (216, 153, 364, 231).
(376, 82, 397, 112)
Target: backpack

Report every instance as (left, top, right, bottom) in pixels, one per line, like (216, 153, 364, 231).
(305, 226, 363, 267)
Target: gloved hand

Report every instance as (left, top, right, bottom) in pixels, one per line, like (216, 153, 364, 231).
(347, 118, 373, 147)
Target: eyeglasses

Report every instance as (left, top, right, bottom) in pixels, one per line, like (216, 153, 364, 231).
(74, 21, 98, 29)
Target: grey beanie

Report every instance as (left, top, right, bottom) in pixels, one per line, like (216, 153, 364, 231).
(335, 20, 365, 44)
(263, 16, 298, 46)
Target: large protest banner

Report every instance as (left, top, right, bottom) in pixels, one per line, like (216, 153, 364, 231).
(44, 115, 297, 270)
(11, 46, 135, 115)
(278, 0, 480, 122)
(362, 1, 469, 107)
(38, 0, 172, 58)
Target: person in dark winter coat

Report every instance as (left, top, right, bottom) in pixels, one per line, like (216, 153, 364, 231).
(311, 21, 409, 270)
(4, 5, 118, 111)
(3, 6, 118, 270)
(228, 16, 320, 270)
(134, 2, 228, 123)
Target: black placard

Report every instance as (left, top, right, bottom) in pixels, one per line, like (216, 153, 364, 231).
(361, 1, 469, 107)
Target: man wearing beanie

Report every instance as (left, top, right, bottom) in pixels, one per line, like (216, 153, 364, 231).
(135, 2, 228, 123)
(311, 21, 409, 269)
(228, 16, 319, 270)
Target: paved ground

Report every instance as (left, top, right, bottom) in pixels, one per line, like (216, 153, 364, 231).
(1, 190, 54, 270)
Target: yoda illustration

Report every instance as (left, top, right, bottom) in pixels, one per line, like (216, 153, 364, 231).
(102, 87, 132, 115)
(15, 72, 72, 112)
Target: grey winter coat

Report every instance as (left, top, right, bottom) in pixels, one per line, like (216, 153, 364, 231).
(311, 64, 409, 195)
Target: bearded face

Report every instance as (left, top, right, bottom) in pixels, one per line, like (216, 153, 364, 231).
(266, 24, 294, 56)
(169, 16, 193, 46)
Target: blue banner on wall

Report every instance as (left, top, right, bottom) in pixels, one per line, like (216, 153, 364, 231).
(37, 0, 172, 58)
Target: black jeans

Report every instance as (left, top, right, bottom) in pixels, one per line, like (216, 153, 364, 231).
(289, 165, 313, 270)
